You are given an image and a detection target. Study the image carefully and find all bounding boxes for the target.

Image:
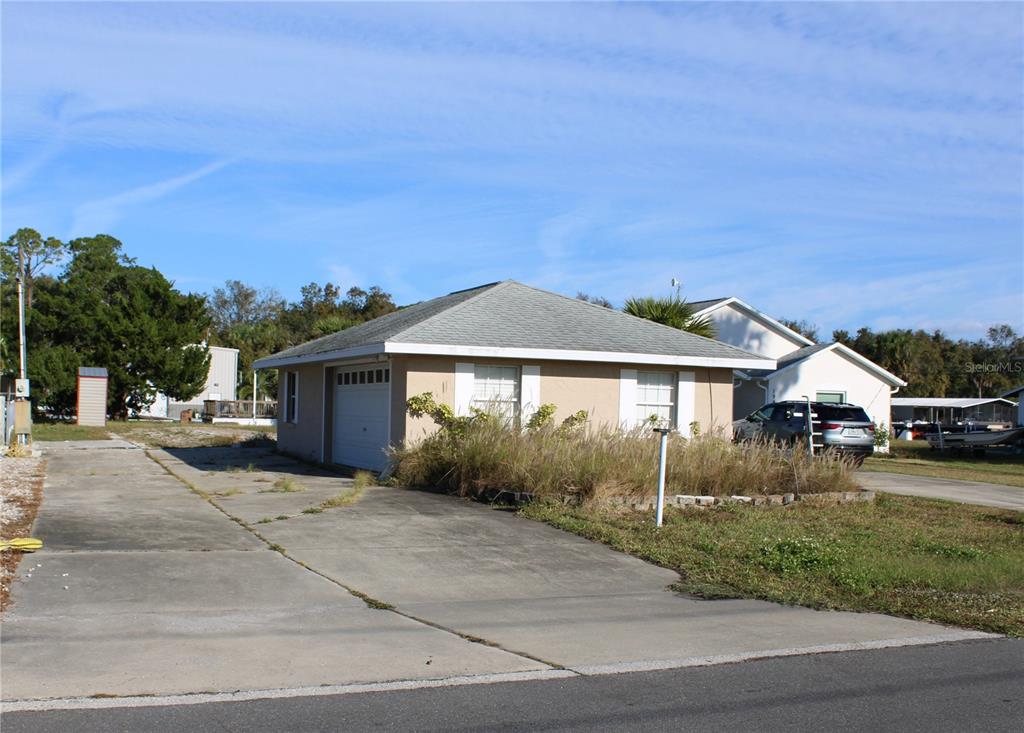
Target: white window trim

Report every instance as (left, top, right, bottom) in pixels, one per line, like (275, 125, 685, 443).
(676, 370, 696, 437)
(520, 365, 540, 418)
(286, 370, 299, 424)
(815, 390, 847, 403)
(454, 362, 474, 417)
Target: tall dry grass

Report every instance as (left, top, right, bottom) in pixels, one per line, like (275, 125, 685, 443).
(391, 420, 859, 503)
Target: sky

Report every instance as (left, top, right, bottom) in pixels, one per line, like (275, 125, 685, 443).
(2, 1, 1022, 339)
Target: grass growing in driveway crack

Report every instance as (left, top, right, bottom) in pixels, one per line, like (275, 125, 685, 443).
(259, 477, 305, 493)
(520, 493, 1024, 636)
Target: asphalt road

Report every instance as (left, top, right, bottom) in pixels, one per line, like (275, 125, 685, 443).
(6, 638, 1021, 733)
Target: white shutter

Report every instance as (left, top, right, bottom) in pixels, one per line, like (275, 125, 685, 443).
(619, 369, 637, 429)
(454, 362, 474, 416)
(676, 370, 696, 437)
(520, 365, 541, 419)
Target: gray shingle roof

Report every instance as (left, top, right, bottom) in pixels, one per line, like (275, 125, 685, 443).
(774, 343, 835, 370)
(78, 367, 108, 377)
(257, 281, 768, 365)
(688, 297, 730, 313)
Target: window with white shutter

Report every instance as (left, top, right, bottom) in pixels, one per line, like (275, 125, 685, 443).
(472, 365, 519, 418)
(635, 371, 675, 427)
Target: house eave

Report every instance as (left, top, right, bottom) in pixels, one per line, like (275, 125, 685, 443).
(384, 342, 776, 370)
(254, 343, 386, 370)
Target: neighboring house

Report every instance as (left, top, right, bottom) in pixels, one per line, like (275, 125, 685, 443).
(690, 297, 906, 424)
(1003, 386, 1024, 426)
(140, 345, 240, 419)
(892, 397, 1019, 427)
(254, 281, 773, 470)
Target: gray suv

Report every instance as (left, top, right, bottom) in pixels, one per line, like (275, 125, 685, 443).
(733, 401, 876, 462)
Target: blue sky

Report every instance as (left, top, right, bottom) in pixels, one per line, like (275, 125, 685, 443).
(2, 1, 1021, 338)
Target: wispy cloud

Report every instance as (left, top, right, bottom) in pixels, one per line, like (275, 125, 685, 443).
(1, 2, 1020, 337)
(70, 159, 231, 235)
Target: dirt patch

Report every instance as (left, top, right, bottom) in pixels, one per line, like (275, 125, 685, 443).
(113, 423, 276, 449)
(1, 455, 46, 612)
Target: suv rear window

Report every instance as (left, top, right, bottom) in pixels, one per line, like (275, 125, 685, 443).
(815, 405, 870, 422)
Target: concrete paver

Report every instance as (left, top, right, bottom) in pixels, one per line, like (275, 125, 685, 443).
(247, 483, 982, 672)
(1, 442, 546, 701)
(858, 470, 1024, 511)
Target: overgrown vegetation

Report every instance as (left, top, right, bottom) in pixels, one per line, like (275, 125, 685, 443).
(393, 394, 858, 502)
(521, 494, 1024, 636)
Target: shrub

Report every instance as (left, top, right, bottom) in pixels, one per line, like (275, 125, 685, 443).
(391, 407, 859, 503)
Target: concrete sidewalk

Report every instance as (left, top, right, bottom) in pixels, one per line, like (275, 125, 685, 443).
(2, 441, 992, 704)
(858, 471, 1024, 511)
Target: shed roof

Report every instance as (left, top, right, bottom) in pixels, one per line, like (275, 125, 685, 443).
(687, 297, 730, 313)
(78, 367, 108, 378)
(891, 397, 1017, 409)
(255, 280, 775, 370)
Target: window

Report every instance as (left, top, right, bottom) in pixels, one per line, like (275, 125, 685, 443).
(336, 366, 390, 387)
(816, 391, 846, 404)
(817, 405, 870, 422)
(472, 365, 519, 416)
(635, 371, 675, 427)
(285, 371, 299, 424)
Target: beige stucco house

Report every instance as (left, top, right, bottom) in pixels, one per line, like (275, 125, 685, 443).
(254, 281, 774, 470)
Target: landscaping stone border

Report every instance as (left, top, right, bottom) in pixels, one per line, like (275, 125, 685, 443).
(481, 488, 875, 509)
(620, 490, 875, 511)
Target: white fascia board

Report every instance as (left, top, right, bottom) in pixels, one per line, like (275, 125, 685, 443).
(383, 342, 775, 371)
(253, 343, 385, 370)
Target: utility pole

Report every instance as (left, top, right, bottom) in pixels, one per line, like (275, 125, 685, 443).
(13, 239, 32, 445)
(17, 241, 27, 381)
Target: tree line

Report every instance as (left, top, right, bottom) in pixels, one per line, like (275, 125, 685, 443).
(2, 228, 1019, 420)
(0, 229, 397, 417)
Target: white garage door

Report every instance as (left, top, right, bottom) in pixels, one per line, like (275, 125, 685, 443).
(333, 364, 391, 471)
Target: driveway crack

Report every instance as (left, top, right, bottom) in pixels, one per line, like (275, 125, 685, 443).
(145, 449, 565, 672)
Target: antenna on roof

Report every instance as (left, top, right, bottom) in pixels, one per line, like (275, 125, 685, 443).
(670, 278, 682, 299)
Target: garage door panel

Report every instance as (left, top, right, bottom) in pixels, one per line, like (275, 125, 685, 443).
(333, 367, 390, 471)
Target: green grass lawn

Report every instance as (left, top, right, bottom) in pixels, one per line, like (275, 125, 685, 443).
(864, 440, 1024, 488)
(521, 494, 1024, 636)
(31, 422, 111, 441)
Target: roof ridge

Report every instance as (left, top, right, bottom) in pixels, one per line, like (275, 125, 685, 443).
(389, 280, 509, 341)
(505, 281, 765, 360)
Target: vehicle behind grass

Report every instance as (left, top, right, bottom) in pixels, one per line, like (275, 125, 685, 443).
(734, 401, 875, 464)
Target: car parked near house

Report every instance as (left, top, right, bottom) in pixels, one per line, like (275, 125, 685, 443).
(733, 400, 876, 462)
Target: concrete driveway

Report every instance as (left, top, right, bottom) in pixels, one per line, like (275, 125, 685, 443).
(858, 471, 1024, 511)
(2, 441, 991, 705)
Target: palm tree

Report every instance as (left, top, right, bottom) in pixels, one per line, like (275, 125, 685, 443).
(623, 296, 716, 339)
